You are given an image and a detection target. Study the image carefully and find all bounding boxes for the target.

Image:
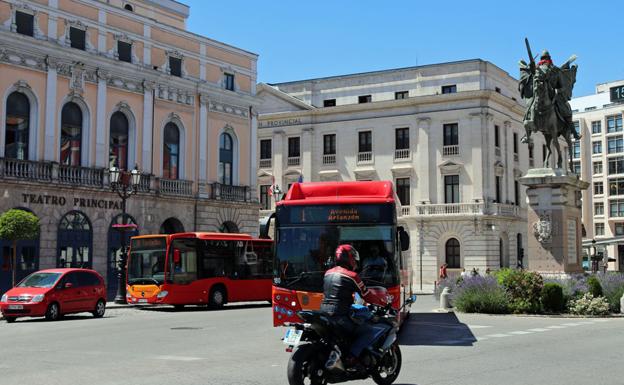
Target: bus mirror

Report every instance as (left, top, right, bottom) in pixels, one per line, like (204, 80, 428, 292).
(259, 213, 275, 239)
(399, 230, 410, 251)
(173, 249, 181, 264)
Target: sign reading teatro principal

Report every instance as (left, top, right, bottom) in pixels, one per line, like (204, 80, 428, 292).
(22, 194, 122, 210)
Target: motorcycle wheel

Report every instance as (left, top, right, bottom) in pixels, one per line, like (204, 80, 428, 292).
(371, 342, 402, 385)
(287, 344, 327, 385)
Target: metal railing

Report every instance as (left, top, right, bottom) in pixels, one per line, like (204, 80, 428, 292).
(357, 151, 373, 163)
(443, 145, 459, 156)
(0, 158, 53, 180)
(211, 183, 250, 202)
(322, 154, 336, 165)
(394, 149, 410, 160)
(287, 156, 300, 166)
(259, 159, 272, 168)
(158, 178, 193, 196)
(58, 165, 105, 187)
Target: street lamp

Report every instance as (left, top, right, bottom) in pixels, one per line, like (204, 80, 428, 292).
(110, 164, 142, 304)
(273, 184, 284, 203)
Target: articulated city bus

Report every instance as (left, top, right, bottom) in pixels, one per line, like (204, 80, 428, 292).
(126, 232, 273, 308)
(261, 181, 413, 327)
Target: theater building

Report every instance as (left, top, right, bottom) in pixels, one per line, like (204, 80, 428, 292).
(0, 0, 259, 297)
(256, 60, 546, 287)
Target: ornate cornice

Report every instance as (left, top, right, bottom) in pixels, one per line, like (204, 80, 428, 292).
(156, 85, 194, 105)
(209, 100, 249, 118)
(0, 48, 46, 71)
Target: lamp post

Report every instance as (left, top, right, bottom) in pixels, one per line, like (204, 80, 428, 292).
(110, 164, 141, 304)
(273, 184, 284, 203)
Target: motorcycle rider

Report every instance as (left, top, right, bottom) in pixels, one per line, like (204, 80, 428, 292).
(320, 244, 388, 369)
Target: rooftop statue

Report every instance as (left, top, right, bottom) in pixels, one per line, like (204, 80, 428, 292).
(519, 38, 578, 171)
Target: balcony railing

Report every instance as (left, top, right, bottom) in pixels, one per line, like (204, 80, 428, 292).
(137, 173, 152, 193)
(259, 158, 272, 168)
(157, 178, 193, 197)
(211, 183, 250, 202)
(357, 151, 373, 164)
(287, 156, 300, 167)
(58, 165, 104, 187)
(323, 154, 336, 165)
(443, 145, 459, 156)
(0, 158, 53, 180)
(400, 206, 411, 217)
(394, 149, 410, 160)
(415, 202, 521, 217)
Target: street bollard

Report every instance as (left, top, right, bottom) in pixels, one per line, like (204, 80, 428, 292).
(620, 292, 624, 315)
(440, 287, 451, 310)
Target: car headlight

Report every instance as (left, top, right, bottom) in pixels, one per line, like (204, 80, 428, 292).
(31, 294, 45, 303)
(1, 294, 7, 303)
(156, 291, 168, 298)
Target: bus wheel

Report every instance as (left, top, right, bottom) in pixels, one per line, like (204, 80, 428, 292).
(209, 287, 226, 309)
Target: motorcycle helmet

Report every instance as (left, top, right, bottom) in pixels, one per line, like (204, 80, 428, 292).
(335, 244, 359, 271)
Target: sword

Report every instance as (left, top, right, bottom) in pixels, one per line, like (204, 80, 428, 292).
(525, 37, 535, 73)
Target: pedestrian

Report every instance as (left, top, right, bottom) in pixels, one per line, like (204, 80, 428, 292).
(460, 268, 470, 279)
(485, 267, 491, 275)
(439, 263, 448, 280)
(471, 267, 479, 277)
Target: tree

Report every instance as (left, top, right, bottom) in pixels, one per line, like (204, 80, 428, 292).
(0, 209, 39, 287)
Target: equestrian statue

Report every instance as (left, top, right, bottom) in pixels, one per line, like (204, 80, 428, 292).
(518, 38, 579, 172)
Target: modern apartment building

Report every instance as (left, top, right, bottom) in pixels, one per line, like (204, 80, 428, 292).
(256, 60, 546, 286)
(0, 0, 259, 297)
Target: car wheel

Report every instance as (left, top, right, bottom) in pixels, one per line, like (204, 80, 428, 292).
(209, 287, 226, 309)
(92, 299, 106, 318)
(5, 317, 16, 323)
(45, 302, 60, 321)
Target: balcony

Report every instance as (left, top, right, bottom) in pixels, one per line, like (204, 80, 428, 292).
(357, 151, 373, 164)
(0, 158, 53, 180)
(322, 154, 336, 165)
(259, 158, 272, 168)
(400, 206, 411, 217)
(157, 178, 193, 197)
(58, 165, 104, 187)
(210, 183, 251, 202)
(287, 156, 300, 167)
(443, 145, 459, 156)
(394, 149, 410, 160)
(413, 202, 521, 217)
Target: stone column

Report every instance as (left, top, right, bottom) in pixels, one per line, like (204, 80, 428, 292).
(302, 126, 313, 181)
(469, 112, 487, 202)
(44, 58, 58, 161)
(197, 93, 209, 198)
(416, 117, 431, 203)
(249, 107, 258, 196)
(273, 130, 285, 192)
(141, 81, 155, 172)
(95, 70, 108, 167)
(520, 169, 589, 274)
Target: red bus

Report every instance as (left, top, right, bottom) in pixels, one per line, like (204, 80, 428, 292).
(125, 232, 273, 308)
(261, 181, 413, 327)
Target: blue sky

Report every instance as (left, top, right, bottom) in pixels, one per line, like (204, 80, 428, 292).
(185, 1, 622, 97)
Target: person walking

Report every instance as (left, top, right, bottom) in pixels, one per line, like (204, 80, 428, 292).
(439, 263, 448, 280)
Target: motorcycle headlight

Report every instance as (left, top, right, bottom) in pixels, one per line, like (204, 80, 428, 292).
(1, 294, 7, 303)
(156, 290, 168, 298)
(31, 294, 45, 303)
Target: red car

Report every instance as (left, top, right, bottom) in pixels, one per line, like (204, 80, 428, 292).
(0, 268, 106, 323)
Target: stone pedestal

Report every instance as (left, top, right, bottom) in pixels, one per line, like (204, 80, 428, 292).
(519, 168, 589, 274)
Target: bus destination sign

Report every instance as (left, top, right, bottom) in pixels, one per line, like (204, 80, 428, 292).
(610, 84, 624, 103)
(328, 208, 360, 222)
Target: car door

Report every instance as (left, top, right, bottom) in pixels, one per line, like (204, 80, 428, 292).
(56, 272, 81, 314)
(79, 271, 100, 311)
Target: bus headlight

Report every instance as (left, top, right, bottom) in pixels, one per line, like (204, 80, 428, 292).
(157, 291, 168, 298)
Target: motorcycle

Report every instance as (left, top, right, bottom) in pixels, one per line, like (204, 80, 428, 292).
(281, 288, 416, 385)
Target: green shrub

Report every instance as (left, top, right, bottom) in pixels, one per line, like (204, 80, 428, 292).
(568, 293, 610, 316)
(596, 273, 624, 313)
(541, 283, 565, 313)
(604, 286, 624, 313)
(587, 276, 603, 297)
(498, 269, 544, 313)
(493, 268, 514, 286)
(453, 276, 510, 314)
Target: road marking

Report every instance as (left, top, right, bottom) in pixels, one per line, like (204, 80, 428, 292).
(154, 355, 203, 361)
(592, 319, 610, 323)
(508, 331, 533, 335)
(527, 328, 550, 332)
(561, 322, 583, 326)
(575, 321, 595, 325)
(466, 325, 493, 329)
(485, 333, 510, 338)
(547, 325, 567, 329)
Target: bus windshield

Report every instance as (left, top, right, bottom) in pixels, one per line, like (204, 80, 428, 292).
(128, 237, 167, 285)
(275, 224, 398, 292)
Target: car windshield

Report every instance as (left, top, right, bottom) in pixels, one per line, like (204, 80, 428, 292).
(17, 272, 62, 288)
(128, 237, 167, 285)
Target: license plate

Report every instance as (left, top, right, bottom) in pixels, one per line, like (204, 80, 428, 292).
(283, 328, 303, 346)
(8, 305, 23, 310)
(138, 299, 148, 303)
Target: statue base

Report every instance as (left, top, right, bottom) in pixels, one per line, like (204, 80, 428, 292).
(519, 168, 589, 274)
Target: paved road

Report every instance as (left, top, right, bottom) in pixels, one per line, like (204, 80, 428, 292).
(1, 296, 623, 385)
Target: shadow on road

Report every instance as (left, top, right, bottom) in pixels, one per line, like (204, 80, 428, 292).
(139, 302, 272, 313)
(399, 312, 476, 347)
(9, 314, 114, 323)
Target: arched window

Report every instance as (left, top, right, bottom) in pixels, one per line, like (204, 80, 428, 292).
(5, 92, 30, 160)
(124, 4, 134, 11)
(159, 217, 184, 234)
(60, 102, 82, 166)
(445, 238, 460, 268)
(220, 221, 239, 233)
(57, 211, 92, 268)
(110, 111, 129, 169)
(163, 122, 179, 179)
(219, 133, 233, 185)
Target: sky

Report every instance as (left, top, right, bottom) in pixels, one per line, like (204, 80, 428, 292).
(185, 0, 623, 97)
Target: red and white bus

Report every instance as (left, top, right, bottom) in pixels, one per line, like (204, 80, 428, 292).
(261, 181, 413, 327)
(125, 232, 273, 308)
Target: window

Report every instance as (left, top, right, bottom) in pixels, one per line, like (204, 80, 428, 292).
(445, 238, 460, 268)
(323, 134, 336, 155)
(572, 141, 580, 158)
(5, 92, 30, 160)
(495, 176, 502, 203)
(574, 121, 580, 137)
(441, 85, 457, 94)
(513, 132, 518, 154)
(594, 181, 604, 195)
(595, 223, 605, 236)
(611, 200, 624, 217)
(224, 73, 235, 91)
(219, 133, 233, 185)
(259, 185, 271, 210)
(169, 238, 198, 284)
(358, 131, 372, 153)
(616, 223, 624, 236)
(592, 121, 602, 134)
(109, 112, 129, 169)
(396, 178, 410, 206)
(358, 95, 372, 104)
(443, 123, 458, 146)
(514, 180, 520, 206)
(163, 123, 180, 179)
(444, 175, 459, 203)
(323, 99, 336, 107)
(609, 157, 624, 175)
(117, 41, 132, 63)
(608, 136, 624, 154)
(69, 27, 86, 50)
(169, 56, 182, 77)
(16, 11, 34, 37)
(595, 202, 604, 216)
(572, 161, 581, 175)
(592, 141, 602, 155)
(395, 128, 409, 150)
(260, 139, 271, 160)
(288, 137, 300, 158)
(607, 115, 623, 133)
(593, 161, 603, 175)
(494, 125, 500, 147)
(60, 102, 82, 166)
(395, 91, 408, 100)
(609, 179, 624, 196)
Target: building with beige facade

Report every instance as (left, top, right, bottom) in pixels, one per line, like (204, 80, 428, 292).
(572, 80, 624, 271)
(256, 60, 550, 287)
(0, 0, 259, 297)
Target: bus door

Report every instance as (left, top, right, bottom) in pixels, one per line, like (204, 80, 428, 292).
(169, 238, 201, 304)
